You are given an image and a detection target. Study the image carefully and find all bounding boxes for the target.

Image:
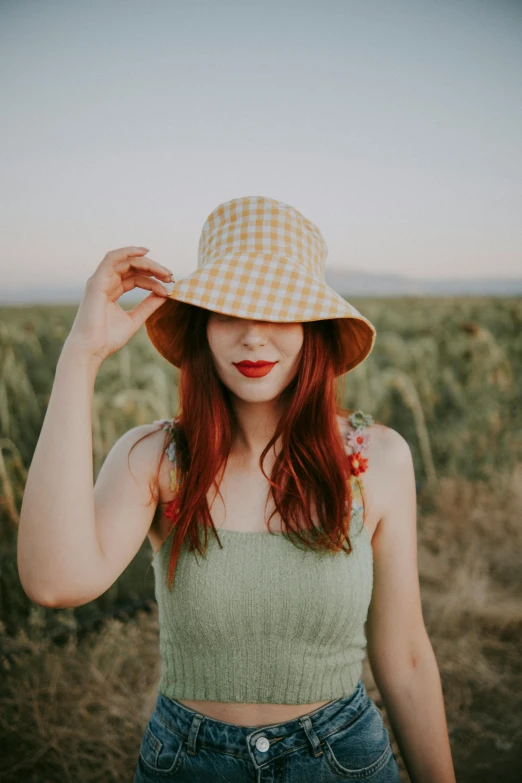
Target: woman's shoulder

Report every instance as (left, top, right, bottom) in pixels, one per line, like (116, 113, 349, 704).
(337, 410, 411, 539)
(337, 408, 409, 487)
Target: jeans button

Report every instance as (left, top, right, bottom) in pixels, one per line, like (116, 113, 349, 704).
(255, 736, 270, 752)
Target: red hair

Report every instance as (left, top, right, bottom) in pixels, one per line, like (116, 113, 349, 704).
(137, 304, 361, 590)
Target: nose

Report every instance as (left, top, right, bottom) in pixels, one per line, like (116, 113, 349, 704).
(241, 320, 268, 346)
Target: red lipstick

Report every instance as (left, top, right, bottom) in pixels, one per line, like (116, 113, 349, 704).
(233, 360, 277, 378)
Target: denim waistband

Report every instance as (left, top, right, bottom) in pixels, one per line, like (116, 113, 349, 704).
(153, 677, 368, 762)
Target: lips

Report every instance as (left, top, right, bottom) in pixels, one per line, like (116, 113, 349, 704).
(233, 361, 277, 378)
(235, 361, 275, 367)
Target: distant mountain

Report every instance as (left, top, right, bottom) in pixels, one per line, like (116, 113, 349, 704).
(1, 270, 521, 306)
(324, 268, 522, 297)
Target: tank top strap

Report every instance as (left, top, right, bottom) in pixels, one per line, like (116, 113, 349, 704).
(343, 408, 374, 478)
(153, 417, 179, 491)
(342, 409, 374, 531)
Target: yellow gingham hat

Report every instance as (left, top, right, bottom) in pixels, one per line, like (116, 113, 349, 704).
(145, 196, 376, 375)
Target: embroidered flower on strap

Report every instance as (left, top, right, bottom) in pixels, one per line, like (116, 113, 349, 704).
(348, 410, 374, 429)
(344, 409, 374, 477)
(342, 409, 374, 533)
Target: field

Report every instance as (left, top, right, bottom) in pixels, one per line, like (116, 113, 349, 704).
(1, 296, 521, 781)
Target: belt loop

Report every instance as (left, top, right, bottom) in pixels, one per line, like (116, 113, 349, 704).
(299, 715, 324, 758)
(185, 712, 205, 756)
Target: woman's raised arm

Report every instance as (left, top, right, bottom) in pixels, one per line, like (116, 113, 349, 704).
(17, 246, 174, 606)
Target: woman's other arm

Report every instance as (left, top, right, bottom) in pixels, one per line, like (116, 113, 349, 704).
(365, 427, 456, 783)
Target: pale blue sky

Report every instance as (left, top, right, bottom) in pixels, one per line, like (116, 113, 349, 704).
(2, 0, 521, 297)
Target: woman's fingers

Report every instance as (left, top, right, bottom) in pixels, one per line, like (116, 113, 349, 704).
(120, 259, 173, 282)
(97, 246, 150, 275)
(121, 274, 171, 297)
(102, 246, 150, 262)
(67, 247, 175, 365)
(114, 254, 173, 281)
(96, 246, 174, 282)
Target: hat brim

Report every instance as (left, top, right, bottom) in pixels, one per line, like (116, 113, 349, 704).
(145, 252, 376, 375)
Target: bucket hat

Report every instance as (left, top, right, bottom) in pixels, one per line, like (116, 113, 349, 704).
(145, 196, 376, 375)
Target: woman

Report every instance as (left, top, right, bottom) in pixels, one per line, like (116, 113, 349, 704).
(18, 197, 456, 782)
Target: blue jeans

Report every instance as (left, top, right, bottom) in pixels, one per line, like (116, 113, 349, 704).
(133, 677, 401, 781)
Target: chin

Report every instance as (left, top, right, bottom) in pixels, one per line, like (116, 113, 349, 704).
(230, 384, 284, 403)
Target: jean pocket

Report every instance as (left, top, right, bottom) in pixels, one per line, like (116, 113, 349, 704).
(138, 710, 186, 778)
(322, 699, 393, 779)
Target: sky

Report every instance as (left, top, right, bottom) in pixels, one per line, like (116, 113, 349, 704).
(1, 0, 521, 300)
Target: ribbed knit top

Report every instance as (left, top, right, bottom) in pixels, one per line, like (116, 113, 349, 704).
(151, 412, 375, 704)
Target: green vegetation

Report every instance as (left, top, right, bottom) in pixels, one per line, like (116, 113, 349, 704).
(1, 297, 521, 781)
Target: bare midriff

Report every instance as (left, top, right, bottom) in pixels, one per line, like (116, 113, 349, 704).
(174, 698, 335, 727)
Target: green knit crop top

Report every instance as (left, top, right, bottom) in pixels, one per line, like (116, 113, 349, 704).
(150, 411, 375, 704)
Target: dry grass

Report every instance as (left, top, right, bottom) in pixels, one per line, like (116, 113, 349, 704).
(1, 470, 521, 782)
(0, 614, 160, 782)
(369, 467, 522, 781)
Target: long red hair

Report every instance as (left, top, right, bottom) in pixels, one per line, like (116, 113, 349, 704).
(137, 303, 362, 590)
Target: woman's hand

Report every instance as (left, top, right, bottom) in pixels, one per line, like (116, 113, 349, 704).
(66, 246, 174, 365)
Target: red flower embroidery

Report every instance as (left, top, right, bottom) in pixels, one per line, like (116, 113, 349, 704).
(164, 497, 179, 522)
(348, 451, 369, 476)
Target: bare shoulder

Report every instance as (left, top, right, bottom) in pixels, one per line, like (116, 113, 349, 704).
(99, 420, 176, 507)
(100, 419, 178, 551)
(337, 410, 409, 466)
(367, 424, 416, 541)
(368, 422, 412, 469)
(121, 421, 171, 474)
(336, 411, 412, 538)
(101, 423, 166, 504)
(89, 420, 177, 586)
